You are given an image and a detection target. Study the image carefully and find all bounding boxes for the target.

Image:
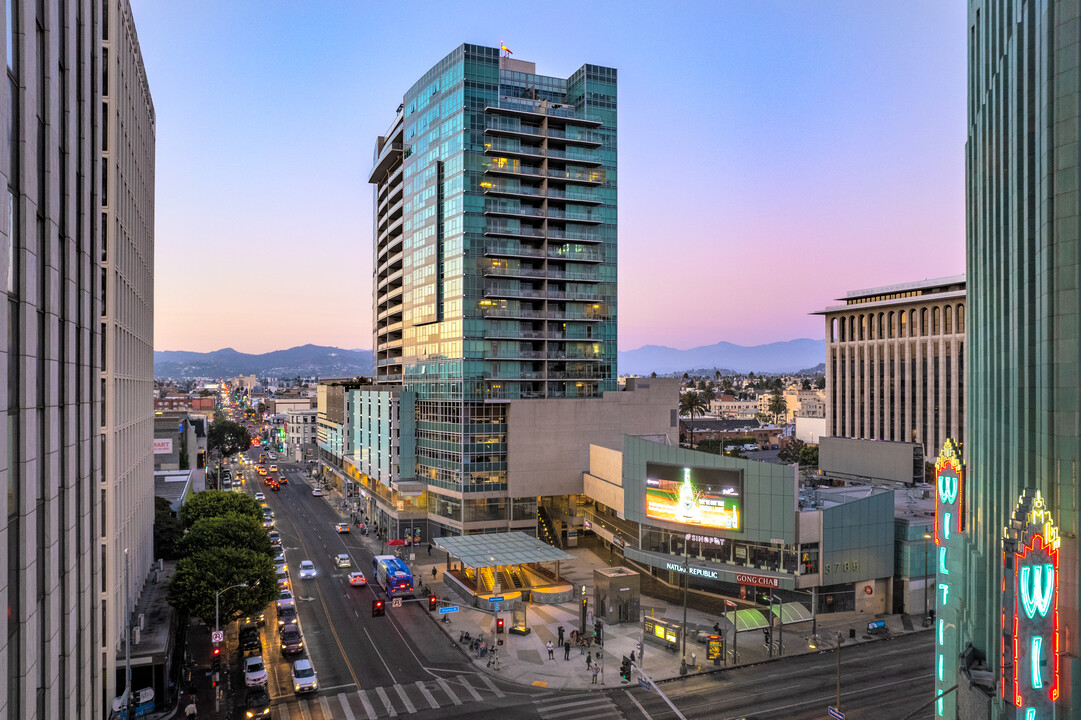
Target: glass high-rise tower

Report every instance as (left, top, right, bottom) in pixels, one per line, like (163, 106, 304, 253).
(369, 44, 617, 535)
(952, 2, 1081, 718)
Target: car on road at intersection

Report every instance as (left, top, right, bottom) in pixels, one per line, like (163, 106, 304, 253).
(335, 523, 350, 534)
(279, 623, 304, 655)
(275, 568, 290, 589)
(298, 560, 317, 579)
(292, 659, 318, 694)
(254, 492, 265, 501)
(348, 571, 367, 587)
(276, 589, 294, 609)
(245, 686, 271, 718)
(334, 553, 351, 569)
(239, 623, 261, 652)
(268, 480, 280, 491)
(243, 655, 267, 687)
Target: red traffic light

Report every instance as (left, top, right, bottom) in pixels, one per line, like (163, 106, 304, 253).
(496, 617, 505, 633)
(428, 595, 438, 611)
(372, 599, 385, 617)
(212, 646, 220, 656)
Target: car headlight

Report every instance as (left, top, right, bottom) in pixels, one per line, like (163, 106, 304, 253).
(294, 684, 301, 692)
(246, 711, 254, 718)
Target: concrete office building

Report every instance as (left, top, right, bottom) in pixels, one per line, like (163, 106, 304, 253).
(815, 276, 966, 464)
(0, 2, 105, 719)
(100, 0, 155, 707)
(941, 3, 1081, 718)
(367, 44, 617, 535)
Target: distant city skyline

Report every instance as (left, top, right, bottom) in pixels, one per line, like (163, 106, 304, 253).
(133, 1, 966, 354)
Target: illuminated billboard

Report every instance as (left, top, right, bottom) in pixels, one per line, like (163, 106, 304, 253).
(645, 464, 741, 531)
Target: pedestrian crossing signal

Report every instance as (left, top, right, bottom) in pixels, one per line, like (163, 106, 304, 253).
(372, 599, 385, 617)
(428, 595, 438, 612)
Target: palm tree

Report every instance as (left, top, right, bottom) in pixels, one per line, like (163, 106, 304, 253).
(767, 389, 788, 425)
(679, 390, 709, 448)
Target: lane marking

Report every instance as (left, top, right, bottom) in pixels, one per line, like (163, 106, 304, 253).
(624, 689, 651, 719)
(393, 683, 415, 713)
(437, 677, 463, 705)
(477, 673, 505, 698)
(356, 689, 377, 720)
(337, 692, 357, 720)
(363, 627, 398, 683)
(715, 672, 935, 717)
(374, 685, 397, 717)
(416, 680, 439, 709)
(457, 674, 483, 702)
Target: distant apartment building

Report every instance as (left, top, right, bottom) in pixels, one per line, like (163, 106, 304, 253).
(269, 397, 312, 414)
(155, 396, 192, 412)
(710, 397, 758, 420)
(101, 0, 157, 707)
(814, 276, 965, 463)
(285, 408, 318, 458)
(0, 3, 105, 718)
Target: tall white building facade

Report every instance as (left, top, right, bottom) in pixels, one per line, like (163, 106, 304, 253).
(0, 1, 105, 719)
(100, 0, 154, 708)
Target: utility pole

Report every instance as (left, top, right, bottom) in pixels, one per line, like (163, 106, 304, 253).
(125, 549, 134, 720)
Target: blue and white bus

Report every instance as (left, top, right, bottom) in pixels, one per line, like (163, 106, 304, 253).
(373, 555, 414, 598)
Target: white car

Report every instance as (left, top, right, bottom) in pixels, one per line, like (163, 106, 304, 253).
(276, 589, 295, 609)
(298, 560, 317, 579)
(292, 658, 317, 694)
(348, 571, 367, 587)
(268, 453, 278, 460)
(311, 487, 323, 497)
(244, 655, 268, 687)
(254, 492, 265, 501)
(334, 553, 351, 569)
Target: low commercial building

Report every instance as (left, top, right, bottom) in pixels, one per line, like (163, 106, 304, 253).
(581, 436, 896, 615)
(270, 397, 312, 414)
(819, 436, 924, 485)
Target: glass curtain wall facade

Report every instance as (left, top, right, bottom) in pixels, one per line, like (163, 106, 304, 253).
(960, 2, 1081, 717)
(369, 44, 617, 535)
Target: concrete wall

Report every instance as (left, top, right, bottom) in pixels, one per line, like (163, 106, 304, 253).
(795, 416, 828, 444)
(819, 436, 922, 483)
(506, 378, 678, 498)
(819, 489, 895, 588)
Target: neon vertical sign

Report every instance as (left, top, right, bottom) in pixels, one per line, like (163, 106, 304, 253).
(932, 439, 962, 718)
(1003, 489, 1060, 719)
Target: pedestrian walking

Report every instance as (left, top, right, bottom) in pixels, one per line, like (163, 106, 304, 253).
(630, 650, 635, 664)
(564, 641, 571, 660)
(557, 626, 565, 646)
(546, 641, 554, 659)
(427, 542, 432, 556)
(591, 665, 599, 684)
(431, 566, 437, 581)
(184, 699, 197, 718)
(586, 651, 592, 670)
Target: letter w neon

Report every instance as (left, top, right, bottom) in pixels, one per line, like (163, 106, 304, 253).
(938, 475, 957, 504)
(1020, 564, 1055, 619)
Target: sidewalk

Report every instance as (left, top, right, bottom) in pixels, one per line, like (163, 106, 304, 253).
(308, 475, 932, 690)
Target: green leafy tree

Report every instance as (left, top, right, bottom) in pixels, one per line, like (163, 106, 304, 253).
(702, 385, 716, 403)
(167, 547, 278, 626)
(679, 390, 709, 448)
(154, 497, 183, 560)
(182, 490, 262, 529)
(815, 376, 826, 390)
(801, 378, 811, 390)
(799, 444, 819, 467)
(778, 438, 806, 464)
(207, 419, 251, 458)
(720, 378, 733, 393)
(178, 513, 273, 559)
(697, 438, 723, 455)
(767, 389, 788, 424)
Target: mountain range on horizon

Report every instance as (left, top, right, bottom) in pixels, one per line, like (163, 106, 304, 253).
(155, 338, 825, 380)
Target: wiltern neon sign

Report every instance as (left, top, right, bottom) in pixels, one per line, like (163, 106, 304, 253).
(1003, 489, 1060, 718)
(933, 439, 963, 718)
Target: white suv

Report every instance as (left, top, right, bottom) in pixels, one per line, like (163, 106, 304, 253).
(292, 658, 318, 693)
(244, 655, 268, 687)
(298, 560, 317, 579)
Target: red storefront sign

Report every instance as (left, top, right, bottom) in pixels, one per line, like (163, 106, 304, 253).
(735, 572, 780, 588)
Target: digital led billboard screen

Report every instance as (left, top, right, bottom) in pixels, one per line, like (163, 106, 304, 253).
(645, 463, 742, 531)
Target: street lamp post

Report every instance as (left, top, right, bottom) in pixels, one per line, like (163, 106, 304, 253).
(835, 633, 843, 711)
(681, 534, 690, 671)
(923, 532, 932, 620)
(772, 594, 783, 656)
(214, 582, 250, 647)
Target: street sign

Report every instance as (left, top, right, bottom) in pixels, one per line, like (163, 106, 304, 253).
(827, 707, 845, 720)
(391, 597, 402, 608)
(211, 630, 224, 643)
(489, 596, 505, 603)
(438, 606, 459, 614)
(638, 677, 650, 691)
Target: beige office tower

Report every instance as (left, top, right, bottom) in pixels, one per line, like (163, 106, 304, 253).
(0, 0, 107, 719)
(100, 0, 155, 713)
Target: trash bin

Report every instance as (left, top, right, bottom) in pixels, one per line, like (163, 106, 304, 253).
(849, 628, 856, 639)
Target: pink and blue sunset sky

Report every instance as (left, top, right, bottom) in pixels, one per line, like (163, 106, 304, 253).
(134, 1, 967, 355)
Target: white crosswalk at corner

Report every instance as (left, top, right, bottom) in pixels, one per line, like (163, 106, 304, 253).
(457, 675, 484, 702)
(415, 680, 439, 709)
(534, 693, 625, 720)
(337, 692, 358, 720)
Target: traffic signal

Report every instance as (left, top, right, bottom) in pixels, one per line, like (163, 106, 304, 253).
(428, 595, 438, 612)
(495, 617, 504, 634)
(212, 645, 220, 656)
(620, 656, 631, 680)
(372, 599, 385, 617)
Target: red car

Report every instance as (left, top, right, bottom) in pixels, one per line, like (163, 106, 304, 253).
(269, 480, 281, 491)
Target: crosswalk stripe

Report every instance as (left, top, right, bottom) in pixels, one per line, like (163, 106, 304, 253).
(374, 686, 397, 717)
(296, 698, 313, 720)
(539, 699, 620, 720)
(276, 705, 292, 720)
(436, 677, 462, 706)
(477, 673, 505, 698)
(393, 683, 415, 713)
(457, 675, 483, 703)
(538, 695, 608, 711)
(356, 689, 378, 720)
(318, 696, 333, 719)
(337, 692, 357, 720)
(416, 680, 439, 709)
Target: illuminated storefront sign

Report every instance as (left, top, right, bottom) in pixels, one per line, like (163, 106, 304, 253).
(933, 439, 962, 718)
(1002, 489, 1060, 719)
(645, 463, 742, 531)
